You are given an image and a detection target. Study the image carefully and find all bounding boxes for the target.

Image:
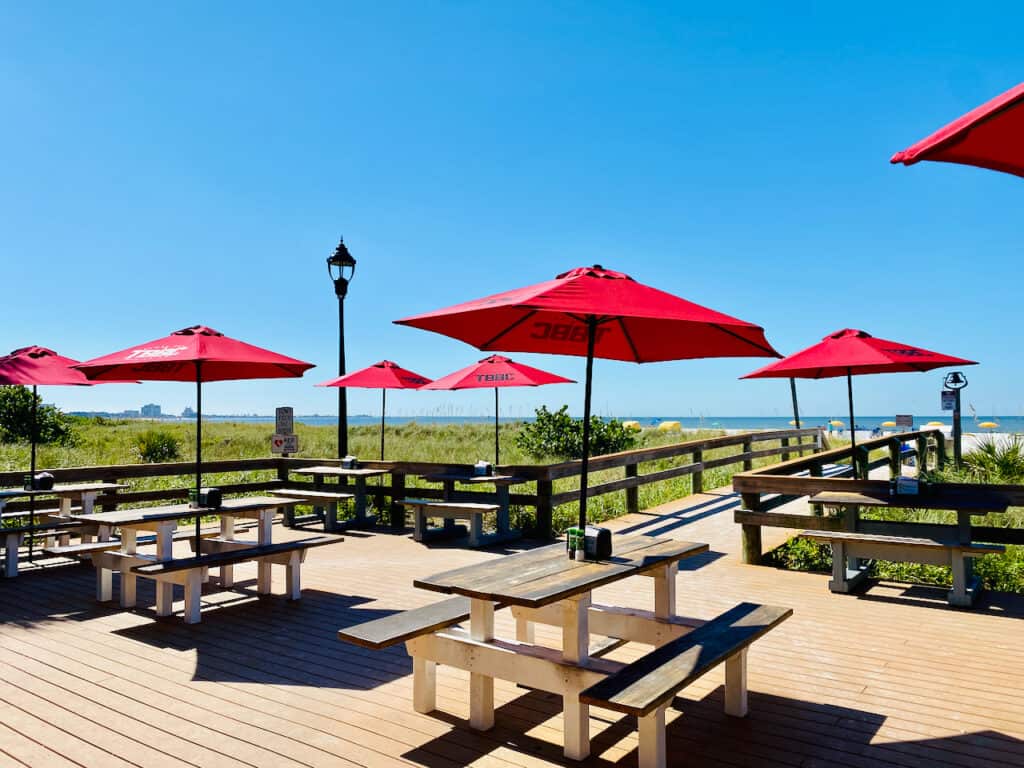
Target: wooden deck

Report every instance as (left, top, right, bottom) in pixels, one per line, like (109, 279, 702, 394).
(2, 488, 1023, 767)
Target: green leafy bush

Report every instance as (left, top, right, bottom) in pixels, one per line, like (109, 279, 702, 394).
(0, 385, 78, 446)
(515, 405, 637, 460)
(135, 429, 181, 463)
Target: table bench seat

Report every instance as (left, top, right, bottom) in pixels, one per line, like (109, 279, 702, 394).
(400, 498, 503, 547)
(43, 527, 222, 558)
(338, 596, 473, 649)
(800, 530, 1005, 606)
(2, 521, 85, 578)
(130, 535, 342, 623)
(580, 602, 792, 768)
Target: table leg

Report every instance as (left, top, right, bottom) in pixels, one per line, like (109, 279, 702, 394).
(562, 594, 591, 761)
(354, 478, 368, 524)
(845, 503, 861, 575)
(4, 533, 21, 578)
(154, 522, 175, 617)
(120, 528, 138, 608)
(220, 514, 236, 587)
(80, 493, 97, 544)
(443, 481, 456, 533)
(653, 562, 677, 620)
(95, 524, 114, 601)
(469, 599, 495, 730)
(257, 509, 273, 594)
(957, 511, 975, 592)
(413, 656, 437, 713)
(496, 485, 511, 534)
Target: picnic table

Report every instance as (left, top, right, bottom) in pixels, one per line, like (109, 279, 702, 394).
(69, 495, 318, 623)
(807, 488, 1009, 605)
(0, 482, 126, 577)
(417, 471, 523, 543)
(409, 534, 708, 760)
(291, 465, 388, 529)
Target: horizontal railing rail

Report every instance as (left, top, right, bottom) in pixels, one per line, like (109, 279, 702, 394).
(2, 428, 824, 538)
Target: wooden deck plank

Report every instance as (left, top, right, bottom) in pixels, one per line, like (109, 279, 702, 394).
(1, 484, 1023, 768)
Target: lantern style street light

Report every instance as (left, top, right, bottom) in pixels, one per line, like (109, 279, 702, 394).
(327, 237, 357, 457)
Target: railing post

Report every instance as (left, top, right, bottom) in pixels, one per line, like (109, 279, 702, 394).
(917, 435, 929, 472)
(780, 436, 790, 462)
(933, 432, 947, 470)
(692, 449, 704, 494)
(739, 492, 762, 564)
(535, 479, 553, 539)
(888, 438, 901, 478)
(102, 475, 118, 512)
(742, 439, 753, 471)
(390, 471, 406, 529)
(625, 464, 639, 515)
(855, 446, 870, 478)
(809, 462, 823, 515)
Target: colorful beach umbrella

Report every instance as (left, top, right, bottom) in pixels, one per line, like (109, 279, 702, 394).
(317, 360, 431, 460)
(743, 329, 976, 478)
(979, 421, 1000, 429)
(881, 420, 897, 427)
(76, 326, 313, 546)
(396, 264, 779, 529)
(420, 355, 573, 464)
(0, 347, 123, 561)
(926, 421, 946, 427)
(891, 82, 1024, 178)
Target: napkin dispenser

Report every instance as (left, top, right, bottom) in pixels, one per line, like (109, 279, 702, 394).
(583, 525, 612, 560)
(189, 487, 222, 509)
(341, 455, 359, 469)
(473, 460, 493, 477)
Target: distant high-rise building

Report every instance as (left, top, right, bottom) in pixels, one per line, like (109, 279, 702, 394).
(141, 403, 162, 418)
(181, 406, 197, 418)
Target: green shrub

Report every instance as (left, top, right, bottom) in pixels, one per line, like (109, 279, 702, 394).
(515, 405, 637, 460)
(135, 429, 181, 462)
(0, 385, 78, 446)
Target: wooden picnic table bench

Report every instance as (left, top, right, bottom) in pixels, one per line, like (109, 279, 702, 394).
(807, 490, 1009, 606)
(270, 488, 355, 529)
(43, 526, 223, 559)
(339, 596, 474, 649)
(800, 529, 1005, 607)
(580, 602, 792, 768)
(131, 535, 341, 623)
(2, 520, 84, 577)
(289, 465, 388, 531)
(399, 498, 504, 548)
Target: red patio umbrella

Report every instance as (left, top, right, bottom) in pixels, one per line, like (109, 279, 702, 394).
(0, 346, 130, 560)
(76, 326, 314, 546)
(420, 354, 574, 464)
(316, 360, 432, 460)
(396, 265, 779, 529)
(890, 82, 1024, 178)
(742, 329, 976, 477)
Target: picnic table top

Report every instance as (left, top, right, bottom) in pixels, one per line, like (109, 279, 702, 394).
(414, 533, 708, 608)
(293, 465, 389, 478)
(420, 471, 524, 485)
(0, 482, 125, 499)
(69, 495, 299, 527)
(810, 489, 1009, 513)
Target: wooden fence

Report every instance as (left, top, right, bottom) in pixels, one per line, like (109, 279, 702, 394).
(1, 428, 822, 538)
(731, 428, 1024, 563)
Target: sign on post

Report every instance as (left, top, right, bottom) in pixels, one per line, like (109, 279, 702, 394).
(271, 434, 299, 454)
(275, 406, 294, 435)
(895, 414, 913, 428)
(941, 391, 956, 411)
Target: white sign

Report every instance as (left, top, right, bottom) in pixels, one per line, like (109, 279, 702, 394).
(941, 390, 956, 411)
(275, 406, 294, 435)
(895, 414, 913, 428)
(271, 433, 299, 454)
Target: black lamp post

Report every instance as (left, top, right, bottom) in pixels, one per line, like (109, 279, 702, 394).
(327, 237, 357, 458)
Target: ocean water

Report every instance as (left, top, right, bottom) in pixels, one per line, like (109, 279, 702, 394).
(196, 414, 1022, 433)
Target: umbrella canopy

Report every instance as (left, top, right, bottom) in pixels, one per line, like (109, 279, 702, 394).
(979, 421, 1000, 429)
(317, 360, 431, 460)
(743, 329, 976, 477)
(420, 354, 574, 463)
(77, 326, 313, 546)
(396, 265, 779, 529)
(0, 346, 124, 561)
(890, 82, 1024, 178)
(881, 421, 897, 427)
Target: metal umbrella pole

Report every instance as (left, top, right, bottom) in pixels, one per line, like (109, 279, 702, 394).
(195, 361, 203, 549)
(578, 317, 598, 530)
(846, 368, 858, 479)
(789, 378, 801, 429)
(28, 385, 37, 562)
(380, 388, 387, 461)
(494, 387, 500, 465)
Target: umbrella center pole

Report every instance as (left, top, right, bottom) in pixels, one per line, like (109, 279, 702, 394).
(28, 385, 38, 562)
(846, 370, 858, 480)
(195, 362, 203, 549)
(578, 318, 597, 530)
(789, 378, 801, 430)
(495, 388, 499, 465)
(381, 388, 386, 462)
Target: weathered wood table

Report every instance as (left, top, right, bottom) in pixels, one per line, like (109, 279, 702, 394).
(418, 471, 523, 543)
(810, 489, 1008, 604)
(292, 465, 388, 529)
(410, 533, 709, 760)
(70, 495, 300, 617)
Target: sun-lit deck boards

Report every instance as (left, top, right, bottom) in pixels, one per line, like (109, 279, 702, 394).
(1, 487, 1023, 767)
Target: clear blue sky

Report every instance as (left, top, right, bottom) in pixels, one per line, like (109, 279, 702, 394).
(2, 2, 1021, 419)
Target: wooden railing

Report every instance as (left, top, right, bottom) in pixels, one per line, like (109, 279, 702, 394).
(1, 428, 823, 538)
(731, 429, 1024, 562)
